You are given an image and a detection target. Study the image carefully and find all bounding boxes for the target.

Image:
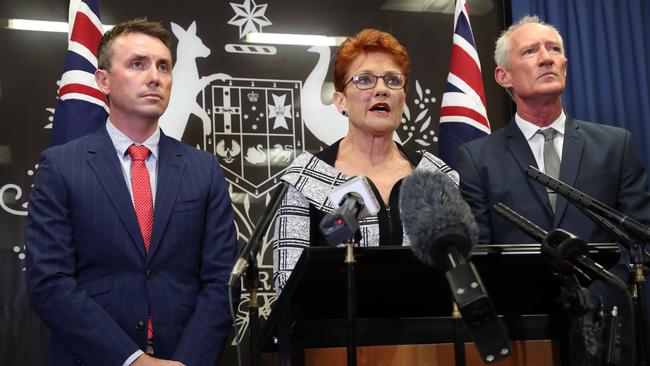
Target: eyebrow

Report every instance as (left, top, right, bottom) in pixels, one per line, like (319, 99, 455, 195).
(128, 54, 172, 64)
(354, 69, 401, 75)
(128, 54, 147, 61)
(520, 39, 561, 49)
(518, 41, 540, 50)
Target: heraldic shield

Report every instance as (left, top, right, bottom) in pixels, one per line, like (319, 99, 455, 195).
(202, 78, 305, 198)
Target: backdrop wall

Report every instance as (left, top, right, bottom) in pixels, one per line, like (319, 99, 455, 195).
(0, 1, 508, 365)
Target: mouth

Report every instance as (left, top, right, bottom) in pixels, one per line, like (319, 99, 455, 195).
(142, 92, 163, 100)
(369, 103, 391, 113)
(538, 71, 558, 79)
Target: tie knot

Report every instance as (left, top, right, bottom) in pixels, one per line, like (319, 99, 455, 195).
(540, 128, 557, 142)
(128, 145, 150, 161)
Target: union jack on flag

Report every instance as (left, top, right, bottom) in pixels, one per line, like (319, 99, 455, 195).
(437, 0, 490, 169)
(50, 0, 108, 146)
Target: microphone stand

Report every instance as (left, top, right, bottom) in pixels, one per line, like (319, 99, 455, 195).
(319, 189, 370, 366)
(230, 183, 288, 366)
(345, 239, 358, 366)
(451, 302, 466, 366)
(582, 208, 648, 365)
(494, 203, 624, 365)
(526, 166, 650, 364)
(245, 259, 261, 366)
(573, 202, 649, 365)
(592, 205, 650, 365)
(628, 238, 648, 366)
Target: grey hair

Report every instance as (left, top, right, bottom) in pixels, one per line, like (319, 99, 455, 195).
(494, 15, 564, 69)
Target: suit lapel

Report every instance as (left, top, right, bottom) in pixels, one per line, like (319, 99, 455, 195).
(504, 121, 554, 216)
(554, 117, 585, 226)
(86, 127, 146, 259)
(148, 133, 185, 261)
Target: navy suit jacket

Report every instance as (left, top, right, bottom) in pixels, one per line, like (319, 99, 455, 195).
(26, 126, 238, 365)
(456, 116, 650, 244)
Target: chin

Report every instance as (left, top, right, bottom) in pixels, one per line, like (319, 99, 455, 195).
(144, 104, 166, 114)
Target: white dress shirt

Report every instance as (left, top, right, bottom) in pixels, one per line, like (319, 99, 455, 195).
(105, 120, 160, 207)
(514, 111, 566, 173)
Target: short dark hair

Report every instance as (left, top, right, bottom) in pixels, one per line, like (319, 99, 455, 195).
(97, 17, 172, 70)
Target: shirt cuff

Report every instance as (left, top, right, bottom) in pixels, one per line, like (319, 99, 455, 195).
(124, 349, 145, 366)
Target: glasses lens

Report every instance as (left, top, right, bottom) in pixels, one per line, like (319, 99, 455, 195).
(353, 74, 377, 89)
(384, 75, 404, 89)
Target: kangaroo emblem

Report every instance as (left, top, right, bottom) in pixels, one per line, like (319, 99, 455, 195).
(159, 21, 231, 140)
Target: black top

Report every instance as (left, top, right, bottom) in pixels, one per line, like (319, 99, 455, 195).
(309, 139, 423, 247)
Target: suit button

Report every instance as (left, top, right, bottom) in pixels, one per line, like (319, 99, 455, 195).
(136, 320, 145, 330)
(145, 270, 155, 279)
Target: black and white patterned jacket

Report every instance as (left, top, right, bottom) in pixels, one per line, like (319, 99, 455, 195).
(272, 143, 458, 293)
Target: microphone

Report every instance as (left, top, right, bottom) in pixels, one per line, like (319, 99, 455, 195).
(494, 203, 627, 290)
(400, 170, 510, 363)
(319, 176, 380, 246)
(494, 203, 633, 364)
(229, 182, 288, 287)
(399, 171, 477, 267)
(526, 165, 650, 241)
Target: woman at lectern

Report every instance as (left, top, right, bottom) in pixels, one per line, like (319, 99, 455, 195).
(272, 28, 458, 293)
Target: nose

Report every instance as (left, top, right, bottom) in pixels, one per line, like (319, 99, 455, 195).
(374, 77, 390, 97)
(147, 65, 160, 86)
(538, 47, 554, 66)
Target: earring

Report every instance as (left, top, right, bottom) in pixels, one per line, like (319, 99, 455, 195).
(341, 111, 348, 117)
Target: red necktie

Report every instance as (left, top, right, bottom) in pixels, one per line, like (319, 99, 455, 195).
(128, 145, 153, 252)
(127, 145, 155, 350)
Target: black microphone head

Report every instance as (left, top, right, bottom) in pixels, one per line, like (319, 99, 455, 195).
(400, 170, 479, 268)
(541, 228, 589, 274)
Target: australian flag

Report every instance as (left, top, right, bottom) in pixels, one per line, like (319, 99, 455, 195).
(438, 0, 490, 169)
(50, 0, 107, 146)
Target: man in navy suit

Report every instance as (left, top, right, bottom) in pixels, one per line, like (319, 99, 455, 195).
(456, 15, 650, 365)
(26, 18, 238, 366)
(456, 15, 650, 244)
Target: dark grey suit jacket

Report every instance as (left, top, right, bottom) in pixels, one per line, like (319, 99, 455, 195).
(457, 116, 650, 244)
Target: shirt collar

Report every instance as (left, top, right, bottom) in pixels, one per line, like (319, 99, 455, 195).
(515, 111, 566, 141)
(106, 119, 160, 159)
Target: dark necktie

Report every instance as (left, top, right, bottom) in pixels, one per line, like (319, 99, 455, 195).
(540, 129, 560, 212)
(127, 145, 155, 353)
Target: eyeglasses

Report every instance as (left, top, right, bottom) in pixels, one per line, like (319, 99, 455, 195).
(344, 73, 406, 90)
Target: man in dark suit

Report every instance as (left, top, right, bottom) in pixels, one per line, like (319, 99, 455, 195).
(26, 18, 238, 366)
(456, 15, 650, 365)
(456, 15, 650, 244)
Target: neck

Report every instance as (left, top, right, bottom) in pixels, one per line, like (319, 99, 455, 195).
(339, 131, 399, 166)
(514, 96, 563, 127)
(110, 113, 158, 143)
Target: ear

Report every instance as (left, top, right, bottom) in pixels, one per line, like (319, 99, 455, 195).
(95, 69, 110, 95)
(494, 66, 512, 89)
(170, 22, 183, 37)
(333, 91, 347, 115)
(188, 21, 197, 34)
